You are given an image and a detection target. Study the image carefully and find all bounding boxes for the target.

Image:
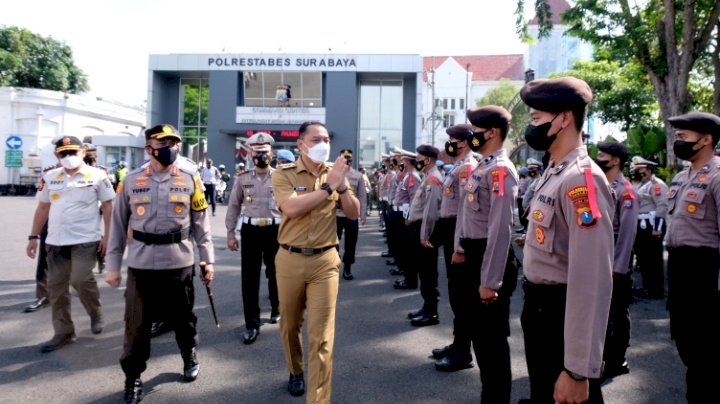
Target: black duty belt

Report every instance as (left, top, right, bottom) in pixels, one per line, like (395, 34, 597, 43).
(280, 244, 336, 256)
(133, 228, 190, 245)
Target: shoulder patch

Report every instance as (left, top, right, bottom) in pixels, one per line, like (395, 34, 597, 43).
(653, 184, 661, 196)
(278, 163, 296, 169)
(567, 185, 597, 227)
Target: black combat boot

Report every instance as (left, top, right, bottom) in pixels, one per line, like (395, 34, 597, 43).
(124, 378, 143, 404)
(181, 347, 200, 381)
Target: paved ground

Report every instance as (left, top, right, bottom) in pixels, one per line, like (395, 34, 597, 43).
(0, 196, 686, 403)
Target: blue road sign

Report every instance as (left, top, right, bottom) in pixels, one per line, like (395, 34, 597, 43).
(6, 135, 22, 150)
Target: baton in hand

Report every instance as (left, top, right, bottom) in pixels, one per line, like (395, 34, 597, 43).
(199, 261, 220, 329)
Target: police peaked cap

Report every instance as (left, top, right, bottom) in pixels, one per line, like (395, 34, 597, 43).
(630, 156, 657, 168)
(466, 105, 512, 129)
(277, 149, 295, 162)
(446, 124, 474, 140)
(55, 136, 83, 153)
(416, 145, 439, 159)
(668, 112, 720, 143)
(520, 77, 593, 113)
(597, 141, 629, 160)
(145, 124, 182, 141)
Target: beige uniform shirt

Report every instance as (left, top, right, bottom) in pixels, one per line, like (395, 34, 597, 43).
(273, 159, 353, 248)
(408, 166, 444, 241)
(388, 169, 401, 204)
(454, 149, 518, 289)
(337, 168, 367, 220)
(106, 163, 215, 271)
(610, 175, 638, 275)
(523, 146, 614, 378)
(635, 176, 669, 228)
(225, 169, 280, 239)
(37, 165, 116, 246)
(393, 170, 421, 209)
(440, 153, 478, 218)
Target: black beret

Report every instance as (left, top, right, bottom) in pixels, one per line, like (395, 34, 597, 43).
(339, 149, 353, 158)
(145, 124, 182, 141)
(520, 77, 593, 113)
(445, 124, 474, 140)
(466, 105, 512, 129)
(416, 144, 439, 159)
(55, 136, 83, 153)
(668, 112, 720, 140)
(597, 141, 629, 160)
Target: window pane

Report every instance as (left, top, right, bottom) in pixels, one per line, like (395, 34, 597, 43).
(451, 99, 455, 110)
(182, 81, 200, 126)
(380, 82, 402, 129)
(359, 85, 381, 128)
(200, 82, 209, 125)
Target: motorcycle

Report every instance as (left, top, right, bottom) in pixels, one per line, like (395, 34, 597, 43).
(216, 179, 227, 204)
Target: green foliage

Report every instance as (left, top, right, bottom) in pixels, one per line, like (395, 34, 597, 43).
(626, 126, 666, 166)
(0, 26, 89, 93)
(477, 79, 531, 147)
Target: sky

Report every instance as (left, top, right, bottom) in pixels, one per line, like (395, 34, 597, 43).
(4, 0, 530, 106)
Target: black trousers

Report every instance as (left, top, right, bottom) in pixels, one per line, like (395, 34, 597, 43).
(633, 222, 666, 296)
(521, 279, 604, 404)
(407, 220, 440, 313)
(400, 220, 421, 289)
(667, 246, 720, 404)
(241, 224, 280, 329)
(436, 217, 471, 354)
(387, 210, 405, 267)
(120, 266, 197, 380)
(461, 238, 517, 404)
(603, 272, 632, 369)
(35, 221, 49, 300)
(336, 216, 359, 265)
(203, 183, 217, 213)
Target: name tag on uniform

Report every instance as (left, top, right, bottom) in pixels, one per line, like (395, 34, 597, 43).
(294, 186, 307, 191)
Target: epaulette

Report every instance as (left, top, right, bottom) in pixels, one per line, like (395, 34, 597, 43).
(238, 169, 253, 176)
(278, 163, 296, 169)
(128, 165, 146, 175)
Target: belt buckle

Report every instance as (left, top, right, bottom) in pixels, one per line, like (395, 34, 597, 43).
(257, 218, 268, 226)
(301, 247, 314, 256)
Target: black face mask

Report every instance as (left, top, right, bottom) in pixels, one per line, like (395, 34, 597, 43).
(468, 131, 487, 152)
(415, 160, 426, 171)
(83, 156, 96, 166)
(674, 139, 703, 161)
(150, 145, 178, 166)
(630, 170, 643, 181)
(254, 152, 270, 168)
(593, 159, 611, 173)
(398, 164, 405, 172)
(445, 141, 460, 157)
(524, 115, 560, 151)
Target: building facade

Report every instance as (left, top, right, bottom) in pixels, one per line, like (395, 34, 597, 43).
(147, 53, 423, 171)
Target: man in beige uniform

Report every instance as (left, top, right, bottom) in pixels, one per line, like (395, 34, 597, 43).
(432, 124, 478, 371)
(26, 136, 114, 352)
(406, 145, 444, 326)
(335, 149, 367, 280)
(518, 78, 614, 404)
(665, 112, 720, 403)
(105, 124, 214, 404)
(272, 121, 360, 403)
(225, 132, 281, 345)
(451, 106, 519, 402)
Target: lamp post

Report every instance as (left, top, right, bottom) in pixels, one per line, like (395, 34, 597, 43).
(465, 63, 470, 123)
(430, 55, 436, 146)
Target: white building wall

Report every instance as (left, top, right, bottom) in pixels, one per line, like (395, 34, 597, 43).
(0, 87, 146, 187)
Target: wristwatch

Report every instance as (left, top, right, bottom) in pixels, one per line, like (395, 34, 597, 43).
(28, 235, 40, 240)
(336, 185, 348, 194)
(564, 368, 587, 381)
(320, 182, 333, 196)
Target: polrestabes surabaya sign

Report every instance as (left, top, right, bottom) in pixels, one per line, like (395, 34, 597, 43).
(209, 56, 357, 69)
(236, 107, 327, 125)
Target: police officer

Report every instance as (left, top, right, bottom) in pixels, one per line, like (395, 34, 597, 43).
(225, 132, 281, 345)
(518, 77, 614, 404)
(82, 143, 109, 274)
(26, 136, 115, 352)
(451, 106, 519, 402)
(105, 124, 215, 404)
(277, 149, 296, 165)
(595, 141, 638, 380)
(336, 149, 367, 280)
(665, 112, 720, 403)
(382, 152, 402, 261)
(272, 121, 359, 402)
(431, 124, 477, 370)
(406, 145, 444, 326)
(630, 155, 669, 299)
(393, 150, 423, 290)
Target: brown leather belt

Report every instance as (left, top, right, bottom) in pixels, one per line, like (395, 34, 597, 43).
(280, 244, 336, 256)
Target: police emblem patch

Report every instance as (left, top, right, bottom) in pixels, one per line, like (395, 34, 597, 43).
(531, 210, 544, 222)
(467, 193, 475, 202)
(50, 193, 61, 201)
(137, 206, 146, 216)
(687, 203, 697, 214)
(175, 205, 183, 214)
(535, 227, 545, 244)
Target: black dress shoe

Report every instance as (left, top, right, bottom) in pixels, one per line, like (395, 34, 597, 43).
(243, 328, 259, 344)
(181, 347, 200, 381)
(435, 355, 474, 372)
(408, 308, 425, 320)
(342, 270, 354, 280)
(24, 297, 49, 313)
(150, 321, 172, 338)
(393, 280, 417, 290)
(270, 311, 281, 324)
(517, 399, 534, 404)
(381, 251, 393, 257)
(411, 313, 439, 327)
(602, 361, 630, 381)
(288, 373, 305, 397)
(124, 378, 143, 404)
(432, 345, 452, 359)
(386, 260, 396, 266)
(40, 333, 77, 353)
(389, 268, 404, 276)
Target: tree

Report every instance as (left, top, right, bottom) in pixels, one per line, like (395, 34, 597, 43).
(516, 0, 720, 166)
(0, 26, 89, 93)
(477, 78, 531, 146)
